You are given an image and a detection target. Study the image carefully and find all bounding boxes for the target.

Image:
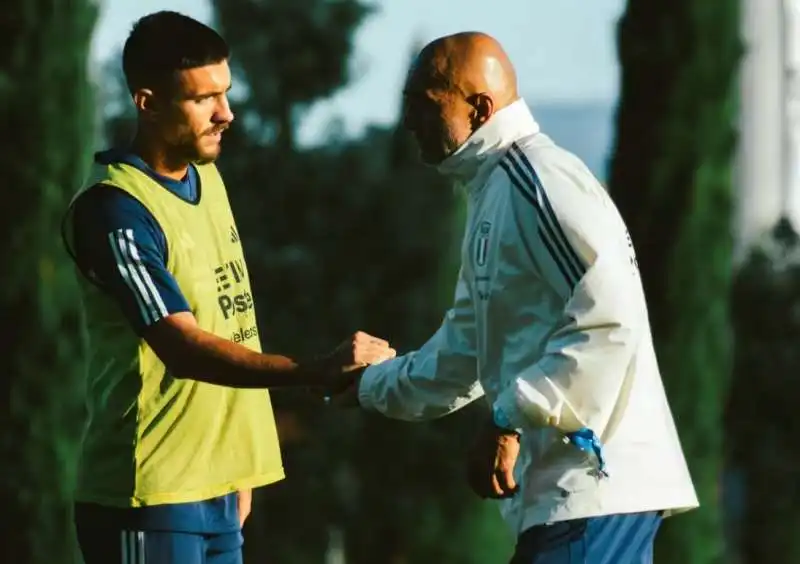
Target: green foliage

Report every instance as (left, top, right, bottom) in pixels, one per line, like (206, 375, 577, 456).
(609, 1, 741, 562)
(728, 218, 800, 563)
(213, 0, 373, 151)
(0, 0, 97, 561)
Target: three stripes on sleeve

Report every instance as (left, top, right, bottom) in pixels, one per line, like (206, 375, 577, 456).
(108, 228, 168, 326)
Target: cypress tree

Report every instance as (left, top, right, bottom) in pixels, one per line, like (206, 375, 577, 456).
(0, 0, 97, 562)
(608, 1, 741, 561)
(728, 219, 800, 563)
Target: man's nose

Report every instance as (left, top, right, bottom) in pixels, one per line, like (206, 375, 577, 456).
(214, 95, 234, 124)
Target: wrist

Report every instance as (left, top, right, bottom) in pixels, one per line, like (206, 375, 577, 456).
(295, 354, 335, 387)
(355, 363, 379, 412)
(492, 405, 521, 436)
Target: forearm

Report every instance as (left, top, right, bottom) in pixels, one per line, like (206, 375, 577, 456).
(169, 331, 315, 388)
(358, 322, 484, 421)
(146, 315, 325, 388)
(494, 321, 636, 434)
(359, 356, 482, 421)
(357, 271, 482, 419)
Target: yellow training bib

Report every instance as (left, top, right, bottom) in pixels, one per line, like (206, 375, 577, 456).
(64, 160, 284, 507)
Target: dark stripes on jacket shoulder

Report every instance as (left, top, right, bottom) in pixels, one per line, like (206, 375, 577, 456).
(499, 142, 587, 290)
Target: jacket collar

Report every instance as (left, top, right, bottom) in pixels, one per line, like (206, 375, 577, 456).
(436, 98, 540, 191)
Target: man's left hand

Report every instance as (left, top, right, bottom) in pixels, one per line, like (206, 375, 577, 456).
(466, 421, 521, 499)
(238, 489, 252, 527)
(327, 372, 363, 408)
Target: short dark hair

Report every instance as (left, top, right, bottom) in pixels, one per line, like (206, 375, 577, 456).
(122, 11, 229, 94)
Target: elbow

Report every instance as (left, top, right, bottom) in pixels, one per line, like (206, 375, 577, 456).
(614, 311, 646, 348)
(150, 342, 197, 380)
(160, 354, 193, 380)
(554, 319, 631, 352)
(588, 309, 644, 349)
(140, 312, 209, 381)
(143, 317, 205, 381)
(168, 364, 193, 380)
(607, 321, 637, 348)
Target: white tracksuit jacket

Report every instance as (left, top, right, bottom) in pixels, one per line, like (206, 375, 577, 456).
(357, 98, 699, 534)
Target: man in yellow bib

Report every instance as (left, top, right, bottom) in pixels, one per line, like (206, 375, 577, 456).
(61, 11, 394, 564)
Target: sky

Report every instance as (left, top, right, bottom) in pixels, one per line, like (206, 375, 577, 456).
(90, 0, 626, 145)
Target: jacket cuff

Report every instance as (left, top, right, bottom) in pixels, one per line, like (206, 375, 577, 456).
(494, 370, 561, 431)
(357, 364, 381, 411)
(493, 385, 529, 431)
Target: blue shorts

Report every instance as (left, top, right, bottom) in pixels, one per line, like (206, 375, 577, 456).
(75, 527, 243, 564)
(510, 511, 663, 564)
(74, 494, 243, 564)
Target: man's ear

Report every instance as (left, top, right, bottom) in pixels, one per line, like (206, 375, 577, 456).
(133, 88, 159, 120)
(469, 93, 495, 131)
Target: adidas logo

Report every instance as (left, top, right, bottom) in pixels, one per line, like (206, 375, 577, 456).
(230, 226, 240, 243)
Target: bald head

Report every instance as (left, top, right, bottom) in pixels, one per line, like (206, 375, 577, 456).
(415, 32, 518, 109)
(402, 32, 519, 164)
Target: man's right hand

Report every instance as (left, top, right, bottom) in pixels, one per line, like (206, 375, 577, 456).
(316, 331, 395, 392)
(334, 331, 396, 373)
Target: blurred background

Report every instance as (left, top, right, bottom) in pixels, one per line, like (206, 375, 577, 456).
(3, 0, 799, 562)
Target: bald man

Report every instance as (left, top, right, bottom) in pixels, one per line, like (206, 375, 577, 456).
(343, 32, 698, 563)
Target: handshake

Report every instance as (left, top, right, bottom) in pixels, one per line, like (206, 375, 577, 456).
(311, 330, 396, 406)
